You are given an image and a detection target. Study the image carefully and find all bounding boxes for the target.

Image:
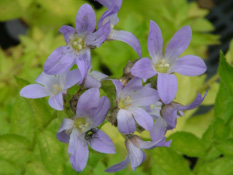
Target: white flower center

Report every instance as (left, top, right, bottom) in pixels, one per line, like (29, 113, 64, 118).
(52, 84, 63, 95)
(74, 117, 91, 133)
(70, 36, 85, 52)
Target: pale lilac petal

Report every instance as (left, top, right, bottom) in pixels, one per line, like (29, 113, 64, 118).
(156, 138, 172, 147)
(120, 78, 142, 97)
(68, 129, 89, 172)
(172, 55, 207, 76)
(101, 13, 119, 27)
(162, 105, 178, 129)
(109, 29, 142, 58)
(88, 130, 115, 154)
(76, 49, 91, 83)
(105, 155, 130, 173)
(35, 72, 55, 86)
(157, 73, 177, 104)
(150, 117, 168, 142)
(136, 137, 160, 150)
(127, 141, 144, 169)
(44, 46, 75, 75)
(85, 75, 101, 88)
(131, 57, 156, 79)
(48, 92, 63, 110)
(95, 0, 113, 9)
(90, 96, 110, 126)
(89, 70, 108, 81)
(76, 88, 100, 117)
(56, 119, 74, 143)
(117, 109, 136, 134)
(165, 26, 192, 60)
(112, 79, 123, 98)
(86, 21, 111, 48)
(130, 87, 159, 106)
(148, 20, 163, 63)
(129, 107, 153, 131)
(20, 84, 49, 98)
(59, 25, 75, 44)
(176, 91, 207, 111)
(65, 69, 81, 89)
(75, 4, 96, 34)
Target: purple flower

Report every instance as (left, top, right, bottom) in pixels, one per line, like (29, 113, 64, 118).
(56, 88, 114, 172)
(112, 78, 160, 134)
(84, 68, 108, 88)
(20, 70, 80, 110)
(105, 135, 171, 172)
(131, 20, 207, 104)
(95, 0, 142, 58)
(43, 4, 111, 82)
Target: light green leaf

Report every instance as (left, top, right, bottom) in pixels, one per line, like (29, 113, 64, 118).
(213, 118, 230, 140)
(169, 132, 207, 157)
(25, 161, 52, 175)
(215, 139, 233, 156)
(0, 0, 23, 21)
(0, 159, 19, 175)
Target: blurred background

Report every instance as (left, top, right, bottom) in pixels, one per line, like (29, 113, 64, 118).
(0, 0, 233, 175)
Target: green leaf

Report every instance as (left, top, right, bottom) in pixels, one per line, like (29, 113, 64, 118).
(151, 147, 191, 175)
(169, 132, 207, 157)
(38, 130, 64, 175)
(215, 139, 233, 156)
(0, 134, 32, 165)
(25, 161, 52, 175)
(0, 0, 23, 21)
(0, 159, 19, 175)
(213, 118, 230, 140)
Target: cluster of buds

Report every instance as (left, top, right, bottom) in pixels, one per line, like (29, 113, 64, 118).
(20, 0, 207, 173)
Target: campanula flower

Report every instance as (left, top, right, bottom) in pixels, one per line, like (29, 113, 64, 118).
(56, 88, 115, 172)
(20, 70, 80, 110)
(131, 20, 207, 104)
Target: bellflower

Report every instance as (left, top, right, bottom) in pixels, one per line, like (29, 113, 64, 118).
(95, 0, 142, 58)
(43, 4, 111, 82)
(112, 78, 160, 134)
(56, 88, 115, 172)
(131, 20, 207, 104)
(20, 70, 80, 110)
(105, 135, 171, 172)
(84, 69, 108, 88)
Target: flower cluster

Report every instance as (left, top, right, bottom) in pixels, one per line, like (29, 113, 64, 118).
(20, 0, 207, 173)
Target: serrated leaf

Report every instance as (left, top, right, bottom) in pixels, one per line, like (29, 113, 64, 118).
(169, 132, 207, 157)
(0, 134, 32, 165)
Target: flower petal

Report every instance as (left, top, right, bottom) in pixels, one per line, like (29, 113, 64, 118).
(35, 72, 55, 86)
(44, 46, 75, 75)
(48, 92, 64, 110)
(130, 87, 160, 106)
(150, 117, 168, 142)
(90, 96, 110, 126)
(20, 84, 49, 98)
(56, 118, 74, 143)
(86, 21, 111, 48)
(68, 129, 89, 172)
(75, 4, 96, 34)
(89, 70, 108, 81)
(117, 109, 136, 134)
(95, 0, 113, 9)
(172, 55, 207, 76)
(129, 107, 153, 131)
(165, 26, 192, 60)
(148, 20, 163, 63)
(65, 69, 81, 89)
(105, 155, 130, 173)
(127, 140, 144, 169)
(157, 73, 177, 104)
(136, 137, 160, 150)
(59, 25, 75, 44)
(112, 79, 123, 98)
(131, 57, 156, 79)
(120, 78, 142, 97)
(76, 49, 91, 83)
(162, 104, 178, 129)
(85, 75, 101, 88)
(88, 130, 115, 154)
(109, 29, 142, 58)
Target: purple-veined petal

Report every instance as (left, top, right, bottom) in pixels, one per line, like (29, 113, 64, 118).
(88, 130, 115, 154)
(132, 151, 145, 171)
(148, 20, 163, 63)
(76, 88, 100, 117)
(150, 101, 163, 118)
(75, 4, 96, 34)
(150, 117, 168, 142)
(56, 118, 74, 143)
(95, 0, 113, 9)
(136, 137, 160, 150)
(44, 46, 75, 75)
(165, 26, 192, 60)
(156, 138, 172, 147)
(90, 96, 110, 126)
(131, 57, 156, 79)
(65, 69, 81, 89)
(112, 79, 123, 98)
(20, 84, 49, 98)
(109, 29, 142, 58)
(120, 78, 142, 97)
(130, 87, 160, 106)
(48, 92, 63, 110)
(157, 73, 177, 104)
(128, 107, 153, 131)
(127, 140, 144, 169)
(35, 72, 55, 86)
(85, 75, 101, 88)
(68, 129, 89, 172)
(105, 155, 130, 173)
(117, 109, 136, 134)
(89, 70, 108, 81)
(59, 25, 75, 44)
(162, 104, 178, 129)
(86, 21, 111, 48)
(172, 55, 207, 76)
(76, 49, 91, 83)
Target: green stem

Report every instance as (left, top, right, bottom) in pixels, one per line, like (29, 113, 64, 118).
(199, 74, 220, 93)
